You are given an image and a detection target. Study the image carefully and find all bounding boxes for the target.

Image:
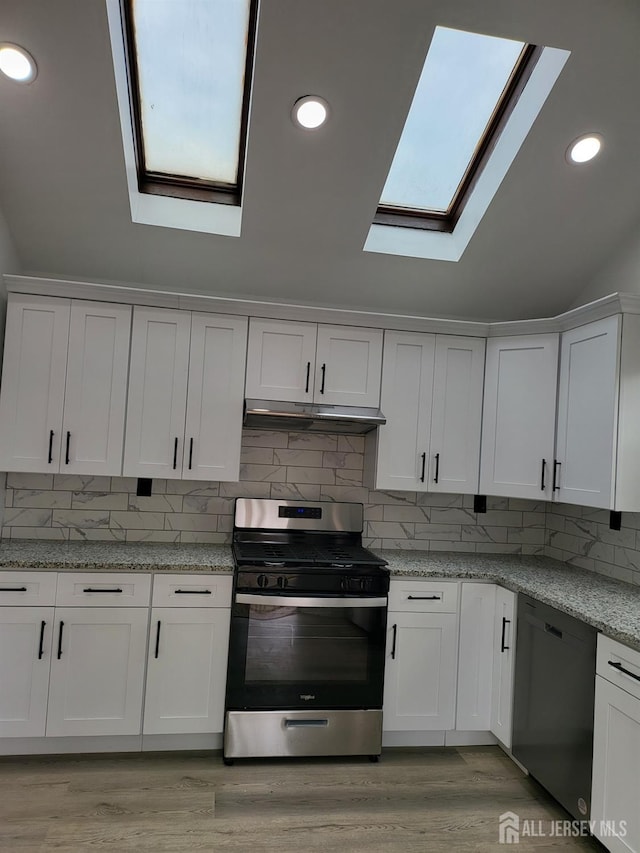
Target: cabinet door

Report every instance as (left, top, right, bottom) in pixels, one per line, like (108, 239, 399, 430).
(143, 607, 231, 735)
(0, 607, 54, 737)
(480, 334, 559, 500)
(592, 676, 640, 853)
(430, 336, 485, 494)
(383, 612, 457, 731)
(314, 325, 383, 406)
(183, 312, 247, 482)
(61, 301, 131, 476)
(0, 294, 70, 473)
(46, 607, 148, 737)
(490, 587, 516, 747)
(555, 316, 621, 509)
(123, 307, 191, 478)
(245, 318, 317, 402)
(373, 331, 435, 492)
(456, 583, 496, 731)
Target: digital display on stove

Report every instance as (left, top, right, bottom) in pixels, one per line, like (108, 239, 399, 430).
(278, 505, 322, 519)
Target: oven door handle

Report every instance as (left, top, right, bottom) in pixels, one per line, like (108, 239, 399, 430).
(235, 593, 387, 608)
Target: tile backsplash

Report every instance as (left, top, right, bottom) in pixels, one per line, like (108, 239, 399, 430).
(2, 429, 639, 586)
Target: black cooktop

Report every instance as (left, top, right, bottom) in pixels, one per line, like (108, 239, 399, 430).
(233, 540, 385, 568)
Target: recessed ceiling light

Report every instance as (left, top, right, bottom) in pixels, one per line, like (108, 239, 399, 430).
(567, 134, 602, 164)
(0, 43, 37, 83)
(292, 96, 329, 130)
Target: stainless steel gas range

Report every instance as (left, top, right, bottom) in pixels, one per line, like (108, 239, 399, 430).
(223, 498, 389, 763)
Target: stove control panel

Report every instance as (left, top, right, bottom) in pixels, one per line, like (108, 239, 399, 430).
(235, 567, 389, 595)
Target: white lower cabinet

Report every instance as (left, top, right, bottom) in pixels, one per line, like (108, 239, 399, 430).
(490, 587, 516, 747)
(383, 580, 458, 732)
(592, 635, 640, 853)
(143, 574, 232, 735)
(46, 606, 149, 737)
(0, 606, 54, 737)
(456, 583, 496, 731)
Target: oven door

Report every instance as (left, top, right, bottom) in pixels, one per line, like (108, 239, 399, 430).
(225, 592, 387, 711)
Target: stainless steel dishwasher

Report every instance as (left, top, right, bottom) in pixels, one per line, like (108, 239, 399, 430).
(512, 594, 597, 821)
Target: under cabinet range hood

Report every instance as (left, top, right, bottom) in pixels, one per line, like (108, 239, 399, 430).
(243, 399, 386, 434)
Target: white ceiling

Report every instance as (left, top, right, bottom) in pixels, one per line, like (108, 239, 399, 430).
(0, 0, 639, 322)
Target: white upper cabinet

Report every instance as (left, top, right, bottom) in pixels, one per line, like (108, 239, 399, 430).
(124, 307, 247, 481)
(370, 332, 484, 493)
(245, 318, 383, 407)
(0, 294, 131, 475)
(555, 316, 620, 509)
(480, 334, 559, 501)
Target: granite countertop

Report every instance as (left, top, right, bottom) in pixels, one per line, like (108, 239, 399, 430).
(1, 541, 639, 651)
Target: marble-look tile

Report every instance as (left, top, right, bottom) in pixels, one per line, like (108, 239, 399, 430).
(128, 494, 183, 513)
(182, 496, 233, 515)
(240, 446, 274, 465)
(6, 473, 54, 490)
(507, 527, 545, 545)
(383, 505, 430, 523)
(52, 509, 110, 528)
(508, 499, 546, 512)
(165, 480, 220, 496)
(547, 531, 591, 554)
(164, 513, 218, 532)
(566, 554, 595, 573)
(480, 510, 524, 527)
(337, 435, 365, 453)
(335, 469, 364, 486)
(369, 490, 418, 506)
(72, 491, 129, 510)
(219, 481, 271, 499)
(6, 526, 68, 540)
(615, 545, 640, 572)
(621, 512, 640, 531)
(429, 507, 476, 524)
(476, 543, 522, 554)
(415, 492, 462, 508)
(287, 432, 337, 451)
(522, 511, 545, 528)
(322, 452, 364, 470)
(125, 530, 181, 543)
(549, 502, 583, 518)
(286, 466, 334, 484)
(428, 541, 477, 552)
(362, 537, 383, 549)
(564, 517, 598, 538)
(486, 496, 509, 510)
(69, 528, 127, 542)
(4, 489, 12, 508)
(4, 508, 53, 527)
(241, 429, 289, 448)
(581, 508, 611, 524)
(179, 531, 231, 544)
(12, 490, 72, 509)
(544, 512, 565, 532)
(414, 523, 462, 541)
(367, 521, 414, 539)
(521, 545, 545, 556)
(217, 515, 233, 532)
(274, 449, 324, 467)
(53, 475, 111, 492)
(110, 511, 165, 530)
(461, 526, 508, 543)
(592, 559, 635, 584)
(595, 522, 636, 549)
(240, 464, 287, 482)
(270, 483, 321, 501)
(382, 538, 434, 550)
(319, 485, 369, 503)
(544, 545, 569, 562)
(111, 476, 148, 493)
(363, 504, 384, 522)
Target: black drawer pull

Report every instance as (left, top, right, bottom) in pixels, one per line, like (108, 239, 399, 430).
(174, 589, 212, 595)
(285, 719, 328, 728)
(434, 452, 440, 484)
(608, 660, 640, 683)
(501, 617, 511, 653)
(154, 620, 161, 658)
(65, 430, 71, 465)
(305, 361, 311, 394)
(541, 458, 546, 491)
(38, 620, 46, 660)
(82, 587, 123, 594)
(0, 586, 27, 592)
(173, 436, 179, 470)
(48, 429, 54, 464)
(320, 363, 326, 394)
(407, 595, 441, 601)
(57, 621, 64, 659)
(391, 623, 397, 660)
(552, 459, 561, 491)
(188, 437, 194, 470)
(420, 452, 426, 483)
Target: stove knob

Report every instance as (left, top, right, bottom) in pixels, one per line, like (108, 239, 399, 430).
(277, 576, 288, 589)
(257, 574, 269, 588)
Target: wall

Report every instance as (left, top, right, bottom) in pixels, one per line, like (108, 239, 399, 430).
(2, 429, 545, 552)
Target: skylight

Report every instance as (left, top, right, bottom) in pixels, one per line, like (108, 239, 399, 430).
(376, 26, 537, 231)
(123, 0, 256, 205)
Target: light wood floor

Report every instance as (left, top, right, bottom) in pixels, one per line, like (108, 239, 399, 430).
(0, 747, 605, 852)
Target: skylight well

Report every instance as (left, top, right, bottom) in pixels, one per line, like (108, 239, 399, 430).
(375, 26, 539, 232)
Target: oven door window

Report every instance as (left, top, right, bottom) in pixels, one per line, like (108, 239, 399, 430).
(226, 599, 387, 710)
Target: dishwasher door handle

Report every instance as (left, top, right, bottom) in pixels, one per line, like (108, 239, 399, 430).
(545, 622, 563, 639)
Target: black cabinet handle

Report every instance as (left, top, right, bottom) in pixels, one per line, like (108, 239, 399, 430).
(391, 624, 397, 660)
(38, 620, 46, 660)
(305, 361, 311, 394)
(608, 660, 640, 683)
(174, 589, 212, 595)
(173, 437, 178, 470)
(434, 453, 440, 484)
(420, 452, 426, 483)
(82, 587, 123, 593)
(65, 431, 71, 465)
(408, 595, 441, 600)
(57, 621, 64, 659)
(188, 437, 194, 470)
(154, 620, 161, 658)
(48, 429, 54, 464)
(541, 458, 546, 491)
(552, 460, 561, 491)
(0, 586, 27, 592)
(320, 363, 326, 394)
(500, 617, 511, 652)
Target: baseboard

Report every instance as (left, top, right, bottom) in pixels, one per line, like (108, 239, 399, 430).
(382, 731, 446, 747)
(0, 735, 142, 756)
(444, 730, 498, 746)
(142, 733, 223, 752)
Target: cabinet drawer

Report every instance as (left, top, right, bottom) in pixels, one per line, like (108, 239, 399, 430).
(388, 579, 458, 613)
(0, 571, 57, 606)
(55, 573, 151, 607)
(597, 634, 640, 702)
(151, 573, 233, 607)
